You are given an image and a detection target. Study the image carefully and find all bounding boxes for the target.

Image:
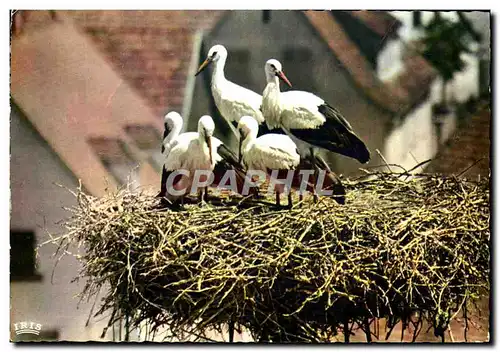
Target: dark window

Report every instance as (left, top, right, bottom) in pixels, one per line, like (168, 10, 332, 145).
(10, 230, 42, 282)
(282, 47, 315, 92)
(413, 11, 422, 27)
(124, 124, 163, 172)
(88, 137, 140, 188)
(262, 10, 271, 24)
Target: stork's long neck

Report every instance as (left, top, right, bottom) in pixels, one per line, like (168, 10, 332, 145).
(198, 129, 213, 165)
(211, 57, 227, 88)
(262, 76, 282, 129)
(163, 121, 182, 152)
(241, 129, 257, 156)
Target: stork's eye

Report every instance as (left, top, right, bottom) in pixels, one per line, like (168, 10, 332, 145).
(211, 51, 218, 58)
(270, 64, 276, 70)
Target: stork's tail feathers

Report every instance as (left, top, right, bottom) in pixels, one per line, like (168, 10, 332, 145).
(321, 170, 346, 205)
(317, 103, 371, 164)
(298, 155, 346, 205)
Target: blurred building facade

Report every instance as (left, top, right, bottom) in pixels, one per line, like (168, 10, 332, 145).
(10, 10, 489, 341)
(385, 11, 490, 172)
(10, 12, 164, 341)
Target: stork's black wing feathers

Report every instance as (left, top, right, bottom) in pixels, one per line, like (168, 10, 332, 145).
(216, 144, 245, 172)
(161, 122, 172, 154)
(257, 123, 287, 137)
(312, 153, 332, 172)
(289, 103, 370, 164)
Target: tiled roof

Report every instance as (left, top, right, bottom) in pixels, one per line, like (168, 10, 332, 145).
(64, 10, 225, 118)
(388, 51, 438, 112)
(11, 18, 163, 196)
(302, 11, 437, 116)
(426, 106, 491, 178)
(63, 10, 435, 119)
(54, 10, 437, 120)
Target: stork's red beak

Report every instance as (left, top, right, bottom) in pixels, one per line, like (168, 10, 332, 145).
(205, 134, 213, 165)
(277, 71, 292, 88)
(195, 58, 212, 76)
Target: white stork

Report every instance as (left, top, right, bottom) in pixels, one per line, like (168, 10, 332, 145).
(237, 115, 346, 206)
(195, 44, 266, 136)
(261, 59, 371, 167)
(158, 112, 249, 203)
(237, 115, 301, 207)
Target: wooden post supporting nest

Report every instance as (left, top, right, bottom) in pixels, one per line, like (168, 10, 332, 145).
(228, 319, 235, 343)
(364, 318, 372, 342)
(344, 318, 350, 343)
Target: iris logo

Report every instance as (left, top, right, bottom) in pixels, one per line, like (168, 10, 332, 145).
(13, 321, 43, 336)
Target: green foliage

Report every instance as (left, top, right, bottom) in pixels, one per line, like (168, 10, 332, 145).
(421, 14, 480, 83)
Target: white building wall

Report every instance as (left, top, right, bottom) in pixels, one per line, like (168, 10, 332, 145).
(449, 52, 480, 102)
(383, 99, 437, 173)
(377, 39, 404, 81)
(10, 106, 114, 342)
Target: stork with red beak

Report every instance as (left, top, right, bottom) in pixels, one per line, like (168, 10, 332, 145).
(261, 59, 370, 166)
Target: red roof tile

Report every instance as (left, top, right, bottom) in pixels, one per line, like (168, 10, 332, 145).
(426, 106, 491, 178)
(11, 19, 163, 196)
(64, 10, 225, 118)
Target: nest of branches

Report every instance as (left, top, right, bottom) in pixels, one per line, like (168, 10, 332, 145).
(49, 171, 490, 342)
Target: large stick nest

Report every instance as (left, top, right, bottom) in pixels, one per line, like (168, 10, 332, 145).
(50, 171, 490, 342)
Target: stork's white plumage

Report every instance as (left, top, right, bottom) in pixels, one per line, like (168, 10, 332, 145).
(161, 111, 183, 157)
(195, 44, 265, 135)
(158, 112, 248, 202)
(158, 114, 219, 202)
(261, 59, 370, 165)
(237, 115, 300, 206)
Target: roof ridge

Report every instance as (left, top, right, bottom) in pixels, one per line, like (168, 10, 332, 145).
(303, 10, 437, 116)
(303, 11, 405, 113)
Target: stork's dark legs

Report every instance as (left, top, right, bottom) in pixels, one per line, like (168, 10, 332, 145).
(309, 148, 319, 203)
(287, 190, 293, 208)
(311, 174, 319, 203)
(156, 166, 168, 198)
(204, 187, 209, 202)
(275, 191, 280, 206)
